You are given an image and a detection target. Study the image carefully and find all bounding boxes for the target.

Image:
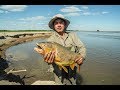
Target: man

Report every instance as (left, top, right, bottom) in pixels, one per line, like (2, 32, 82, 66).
(34, 14, 86, 85)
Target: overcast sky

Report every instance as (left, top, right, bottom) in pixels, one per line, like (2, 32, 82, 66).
(0, 5, 120, 31)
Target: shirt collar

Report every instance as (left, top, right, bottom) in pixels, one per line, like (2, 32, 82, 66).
(53, 31, 69, 39)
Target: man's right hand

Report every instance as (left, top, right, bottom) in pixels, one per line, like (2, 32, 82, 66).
(44, 51, 55, 64)
(34, 47, 55, 64)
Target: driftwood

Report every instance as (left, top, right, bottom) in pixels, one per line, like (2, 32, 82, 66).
(7, 68, 27, 74)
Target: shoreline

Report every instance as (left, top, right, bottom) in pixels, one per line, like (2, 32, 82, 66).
(0, 32, 52, 59)
(0, 31, 55, 85)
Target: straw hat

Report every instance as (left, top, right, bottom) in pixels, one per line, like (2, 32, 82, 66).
(48, 14, 70, 29)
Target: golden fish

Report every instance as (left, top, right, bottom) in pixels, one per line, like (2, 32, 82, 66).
(36, 42, 82, 73)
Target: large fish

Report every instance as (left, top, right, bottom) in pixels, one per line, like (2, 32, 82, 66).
(36, 42, 82, 73)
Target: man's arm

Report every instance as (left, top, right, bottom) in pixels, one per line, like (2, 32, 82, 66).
(69, 32, 86, 66)
(71, 32, 86, 59)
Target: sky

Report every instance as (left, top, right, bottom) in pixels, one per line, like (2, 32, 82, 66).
(0, 5, 120, 31)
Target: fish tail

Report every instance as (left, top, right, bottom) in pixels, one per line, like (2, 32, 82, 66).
(55, 62, 68, 73)
(70, 63, 75, 70)
(59, 66, 62, 70)
(61, 66, 68, 73)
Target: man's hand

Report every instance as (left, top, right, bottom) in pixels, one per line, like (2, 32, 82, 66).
(74, 56, 84, 72)
(74, 56, 84, 65)
(34, 47, 55, 64)
(43, 51, 55, 63)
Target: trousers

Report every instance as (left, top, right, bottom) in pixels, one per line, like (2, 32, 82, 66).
(49, 63, 81, 85)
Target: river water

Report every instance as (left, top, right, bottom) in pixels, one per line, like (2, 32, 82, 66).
(5, 31, 120, 85)
(5, 38, 54, 85)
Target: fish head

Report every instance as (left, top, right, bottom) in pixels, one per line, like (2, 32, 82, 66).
(36, 42, 54, 54)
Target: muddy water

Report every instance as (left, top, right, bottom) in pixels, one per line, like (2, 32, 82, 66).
(5, 31, 120, 85)
(5, 38, 54, 85)
(77, 31, 120, 85)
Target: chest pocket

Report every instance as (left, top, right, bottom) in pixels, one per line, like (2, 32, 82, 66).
(64, 37, 73, 47)
(64, 33, 79, 53)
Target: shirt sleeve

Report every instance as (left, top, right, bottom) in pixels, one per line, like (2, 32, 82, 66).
(70, 32, 86, 59)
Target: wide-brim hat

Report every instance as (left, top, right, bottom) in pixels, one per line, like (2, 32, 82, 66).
(48, 14, 70, 29)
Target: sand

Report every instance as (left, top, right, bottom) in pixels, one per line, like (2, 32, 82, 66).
(0, 31, 52, 58)
(0, 31, 53, 85)
(31, 80, 60, 85)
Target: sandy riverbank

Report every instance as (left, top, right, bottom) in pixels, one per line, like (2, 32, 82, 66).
(0, 31, 52, 59)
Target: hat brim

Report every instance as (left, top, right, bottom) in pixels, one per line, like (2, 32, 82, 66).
(49, 17, 70, 29)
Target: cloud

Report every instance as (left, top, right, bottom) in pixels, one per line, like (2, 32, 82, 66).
(64, 13, 80, 16)
(0, 10, 4, 13)
(60, 6, 81, 13)
(59, 5, 109, 17)
(102, 11, 109, 14)
(60, 6, 106, 16)
(82, 12, 91, 15)
(68, 24, 87, 30)
(0, 5, 27, 12)
(81, 6, 89, 9)
(82, 12, 102, 16)
(0, 10, 9, 14)
(19, 16, 46, 21)
(92, 12, 100, 15)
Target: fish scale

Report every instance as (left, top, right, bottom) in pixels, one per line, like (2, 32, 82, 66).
(36, 42, 82, 73)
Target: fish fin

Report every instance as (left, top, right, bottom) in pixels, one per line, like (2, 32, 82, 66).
(77, 65, 80, 72)
(55, 62, 68, 73)
(70, 63, 75, 70)
(55, 62, 62, 71)
(61, 66, 68, 73)
(55, 56, 61, 62)
(36, 43, 39, 46)
(59, 66, 62, 70)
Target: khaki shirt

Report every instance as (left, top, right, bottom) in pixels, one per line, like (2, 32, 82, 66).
(47, 31, 86, 59)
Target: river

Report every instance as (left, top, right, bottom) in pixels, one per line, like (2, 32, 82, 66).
(5, 31, 120, 85)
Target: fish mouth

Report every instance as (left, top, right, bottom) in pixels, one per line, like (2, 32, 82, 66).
(36, 43, 43, 50)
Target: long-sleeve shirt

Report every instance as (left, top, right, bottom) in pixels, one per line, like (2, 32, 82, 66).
(47, 31, 86, 59)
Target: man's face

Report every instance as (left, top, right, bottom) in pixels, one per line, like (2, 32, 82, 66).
(53, 19, 66, 33)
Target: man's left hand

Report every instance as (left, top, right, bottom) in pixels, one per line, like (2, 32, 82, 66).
(74, 56, 84, 65)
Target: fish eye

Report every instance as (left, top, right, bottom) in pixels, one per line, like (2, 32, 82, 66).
(38, 46, 42, 49)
